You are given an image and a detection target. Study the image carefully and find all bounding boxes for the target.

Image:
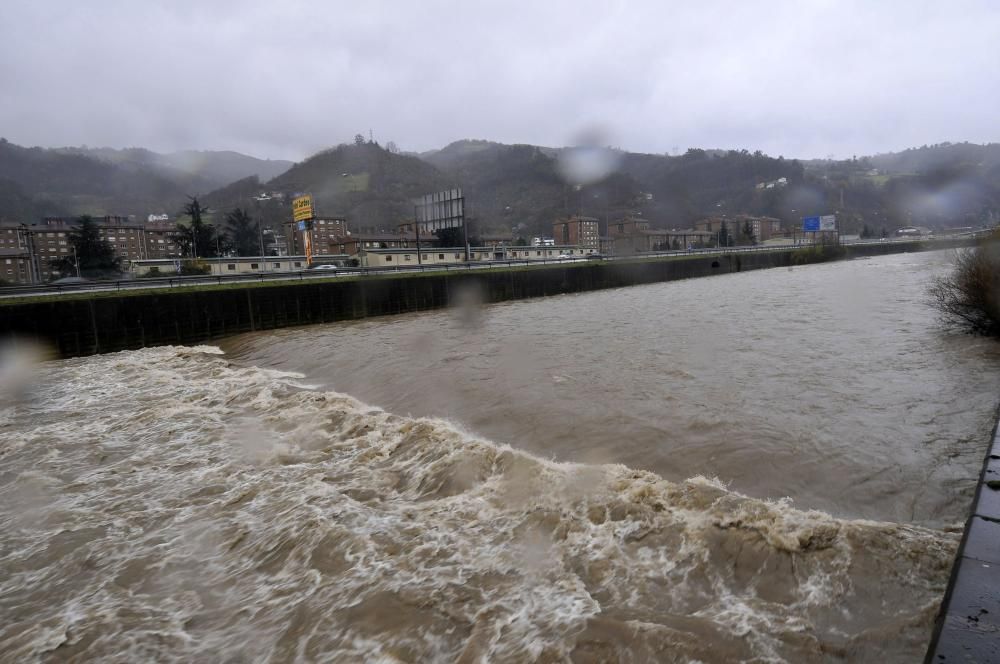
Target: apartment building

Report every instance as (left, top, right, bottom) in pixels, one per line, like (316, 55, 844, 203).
(552, 216, 600, 250)
(284, 216, 348, 255)
(0, 216, 181, 282)
(694, 215, 783, 243)
(0, 248, 32, 284)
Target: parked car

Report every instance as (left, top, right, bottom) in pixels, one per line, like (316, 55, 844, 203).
(310, 264, 338, 271)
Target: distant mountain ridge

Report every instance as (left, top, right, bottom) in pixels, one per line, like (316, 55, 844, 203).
(416, 139, 1000, 235)
(54, 147, 293, 191)
(2, 136, 998, 238)
(0, 138, 292, 222)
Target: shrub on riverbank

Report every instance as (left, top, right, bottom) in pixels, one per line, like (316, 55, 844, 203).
(930, 230, 1000, 336)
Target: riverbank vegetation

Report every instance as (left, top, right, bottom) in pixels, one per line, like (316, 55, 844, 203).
(930, 231, 1000, 335)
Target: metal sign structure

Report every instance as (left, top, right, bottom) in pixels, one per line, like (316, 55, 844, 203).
(803, 215, 837, 232)
(291, 194, 315, 266)
(292, 195, 314, 223)
(413, 188, 467, 263)
(414, 189, 464, 231)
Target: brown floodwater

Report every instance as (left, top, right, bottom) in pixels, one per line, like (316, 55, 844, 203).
(1, 249, 997, 662)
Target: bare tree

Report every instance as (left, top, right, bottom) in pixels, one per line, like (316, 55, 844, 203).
(930, 233, 1000, 335)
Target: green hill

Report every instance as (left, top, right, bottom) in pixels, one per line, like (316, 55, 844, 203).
(266, 142, 450, 232)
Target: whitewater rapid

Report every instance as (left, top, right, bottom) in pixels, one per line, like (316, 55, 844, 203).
(0, 345, 959, 663)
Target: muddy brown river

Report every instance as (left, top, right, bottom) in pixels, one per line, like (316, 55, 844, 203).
(2, 249, 997, 662)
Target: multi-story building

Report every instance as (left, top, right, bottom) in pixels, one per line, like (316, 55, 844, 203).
(142, 220, 183, 259)
(0, 248, 33, 284)
(12, 218, 75, 281)
(0, 216, 182, 282)
(694, 215, 783, 243)
(552, 216, 599, 250)
(607, 216, 716, 254)
(284, 216, 348, 255)
(608, 217, 650, 237)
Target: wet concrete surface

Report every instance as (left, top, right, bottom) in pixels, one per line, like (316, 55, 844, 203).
(927, 411, 1000, 662)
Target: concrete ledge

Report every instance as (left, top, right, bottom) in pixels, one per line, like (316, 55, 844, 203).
(926, 406, 1000, 662)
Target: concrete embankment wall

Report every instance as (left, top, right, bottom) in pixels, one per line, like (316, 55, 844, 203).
(0, 240, 969, 359)
(925, 404, 1000, 662)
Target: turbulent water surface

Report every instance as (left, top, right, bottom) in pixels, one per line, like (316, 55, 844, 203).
(2, 250, 998, 662)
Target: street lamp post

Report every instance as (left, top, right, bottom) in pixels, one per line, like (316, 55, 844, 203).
(72, 245, 81, 278)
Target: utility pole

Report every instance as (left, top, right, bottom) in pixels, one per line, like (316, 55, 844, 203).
(19, 224, 39, 283)
(257, 206, 266, 257)
(413, 204, 422, 266)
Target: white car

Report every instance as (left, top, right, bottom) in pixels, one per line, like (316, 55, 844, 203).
(311, 264, 338, 271)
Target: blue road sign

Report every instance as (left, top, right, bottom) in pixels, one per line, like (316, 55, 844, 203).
(802, 216, 821, 232)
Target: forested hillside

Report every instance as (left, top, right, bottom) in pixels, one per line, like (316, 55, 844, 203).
(4, 135, 998, 239)
(266, 141, 449, 232)
(0, 139, 291, 222)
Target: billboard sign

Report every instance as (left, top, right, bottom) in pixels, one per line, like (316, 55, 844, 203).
(802, 216, 820, 232)
(819, 215, 837, 231)
(292, 195, 314, 222)
(414, 188, 464, 232)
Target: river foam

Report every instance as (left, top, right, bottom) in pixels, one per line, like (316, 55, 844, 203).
(0, 346, 958, 662)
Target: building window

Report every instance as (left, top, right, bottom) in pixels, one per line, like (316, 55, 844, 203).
(386, 255, 392, 262)
(404, 255, 411, 261)
(273, 262, 280, 268)
(294, 262, 302, 267)
(454, 253, 461, 259)
(537, 251, 541, 256)
(250, 263, 259, 269)
(438, 254, 444, 260)
(227, 264, 236, 270)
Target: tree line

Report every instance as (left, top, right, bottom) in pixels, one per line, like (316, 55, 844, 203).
(170, 197, 263, 259)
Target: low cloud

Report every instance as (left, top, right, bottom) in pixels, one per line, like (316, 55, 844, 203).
(1, 0, 997, 161)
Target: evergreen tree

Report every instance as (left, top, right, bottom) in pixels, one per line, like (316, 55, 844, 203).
(225, 207, 258, 256)
(173, 196, 224, 257)
(718, 221, 731, 247)
(51, 215, 120, 278)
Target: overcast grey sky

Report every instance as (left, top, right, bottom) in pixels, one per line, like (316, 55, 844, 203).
(2, 0, 998, 162)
